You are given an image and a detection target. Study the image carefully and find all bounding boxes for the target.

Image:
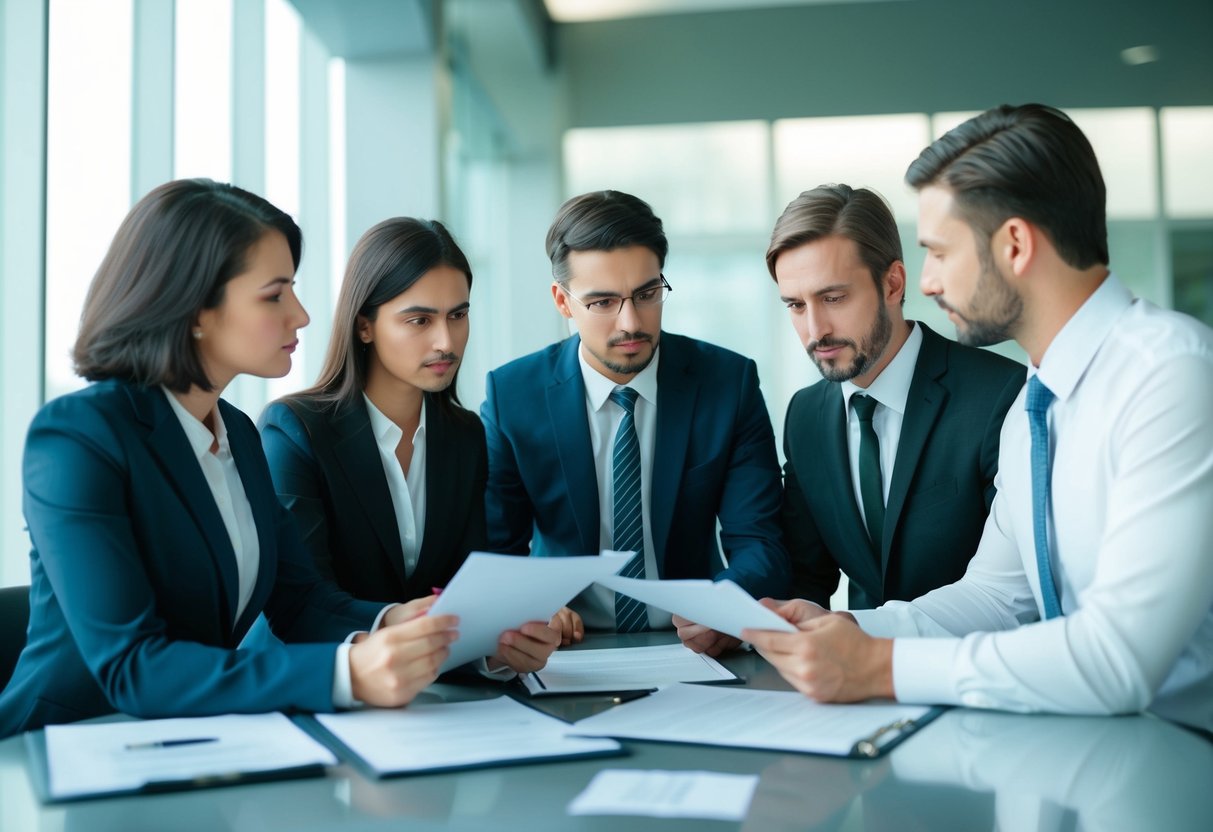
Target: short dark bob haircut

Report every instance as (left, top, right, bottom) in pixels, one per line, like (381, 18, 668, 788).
(73, 178, 302, 392)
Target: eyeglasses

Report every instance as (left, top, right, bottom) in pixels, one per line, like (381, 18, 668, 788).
(559, 275, 672, 316)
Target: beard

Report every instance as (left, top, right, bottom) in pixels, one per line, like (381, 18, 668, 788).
(589, 330, 657, 377)
(807, 301, 893, 383)
(940, 248, 1022, 347)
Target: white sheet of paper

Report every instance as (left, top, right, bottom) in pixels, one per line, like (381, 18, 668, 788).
(429, 551, 629, 671)
(568, 769, 758, 821)
(568, 683, 932, 757)
(314, 696, 620, 775)
(596, 577, 797, 639)
(45, 712, 336, 799)
(523, 643, 735, 695)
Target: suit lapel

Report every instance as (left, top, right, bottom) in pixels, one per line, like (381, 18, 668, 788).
(546, 337, 600, 553)
(224, 402, 279, 637)
(651, 336, 694, 575)
(883, 325, 948, 573)
(416, 395, 450, 589)
(329, 398, 409, 591)
(131, 386, 240, 629)
(821, 385, 884, 591)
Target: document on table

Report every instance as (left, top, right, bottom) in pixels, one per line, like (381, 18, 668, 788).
(430, 551, 630, 671)
(313, 696, 622, 776)
(568, 769, 758, 821)
(521, 643, 737, 695)
(567, 683, 938, 758)
(35, 712, 336, 802)
(595, 577, 797, 639)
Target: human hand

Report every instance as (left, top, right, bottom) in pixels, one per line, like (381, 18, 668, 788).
(672, 613, 741, 656)
(758, 597, 835, 628)
(549, 606, 584, 646)
(348, 613, 459, 707)
(490, 621, 562, 674)
(380, 594, 438, 628)
(743, 614, 893, 703)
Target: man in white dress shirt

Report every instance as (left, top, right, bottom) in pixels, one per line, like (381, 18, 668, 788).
(745, 103, 1213, 734)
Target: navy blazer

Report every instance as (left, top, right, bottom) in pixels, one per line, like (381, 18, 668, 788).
(481, 332, 789, 602)
(258, 394, 487, 604)
(0, 381, 383, 738)
(782, 323, 1026, 609)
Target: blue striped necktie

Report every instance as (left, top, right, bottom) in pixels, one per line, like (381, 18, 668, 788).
(1026, 376, 1062, 619)
(610, 387, 648, 632)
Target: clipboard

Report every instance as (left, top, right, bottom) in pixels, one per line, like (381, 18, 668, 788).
(23, 720, 330, 804)
(301, 697, 626, 779)
(566, 683, 948, 759)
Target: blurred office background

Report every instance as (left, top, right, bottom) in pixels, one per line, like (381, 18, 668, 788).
(1, 0, 1210, 587)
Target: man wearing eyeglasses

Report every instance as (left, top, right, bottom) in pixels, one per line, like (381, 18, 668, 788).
(481, 190, 789, 652)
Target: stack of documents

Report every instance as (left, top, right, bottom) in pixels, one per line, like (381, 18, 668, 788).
(313, 696, 623, 776)
(521, 643, 738, 695)
(567, 683, 939, 758)
(31, 712, 336, 802)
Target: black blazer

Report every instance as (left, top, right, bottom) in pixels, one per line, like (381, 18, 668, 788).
(782, 323, 1025, 609)
(259, 394, 487, 604)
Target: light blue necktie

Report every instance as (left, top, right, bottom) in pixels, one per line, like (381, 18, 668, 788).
(1026, 376, 1062, 619)
(609, 387, 648, 632)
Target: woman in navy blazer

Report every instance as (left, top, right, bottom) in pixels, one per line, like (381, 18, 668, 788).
(0, 180, 459, 738)
(259, 218, 558, 674)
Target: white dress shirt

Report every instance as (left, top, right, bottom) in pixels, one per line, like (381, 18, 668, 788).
(851, 275, 1213, 731)
(162, 388, 259, 626)
(578, 345, 669, 631)
(363, 393, 427, 578)
(840, 321, 923, 526)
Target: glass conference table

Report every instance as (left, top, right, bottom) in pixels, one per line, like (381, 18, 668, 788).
(2, 632, 1211, 831)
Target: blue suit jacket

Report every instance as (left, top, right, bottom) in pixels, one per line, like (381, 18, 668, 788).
(259, 394, 487, 604)
(0, 380, 383, 738)
(481, 333, 789, 602)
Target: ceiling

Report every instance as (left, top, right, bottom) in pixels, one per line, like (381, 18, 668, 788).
(543, 0, 888, 23)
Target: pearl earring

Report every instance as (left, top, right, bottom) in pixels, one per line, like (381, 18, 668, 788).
(192, 329, 203, 340)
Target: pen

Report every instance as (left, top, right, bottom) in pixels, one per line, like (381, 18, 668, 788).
(125, 737, 219, 750)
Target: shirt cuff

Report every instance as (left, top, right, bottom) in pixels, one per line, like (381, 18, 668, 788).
(332, 642, 358, 709)
(891, 638, 962, 706)
(849, 608, 900, 638)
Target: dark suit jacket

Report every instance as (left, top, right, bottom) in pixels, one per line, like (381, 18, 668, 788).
(258, 394, 487, 604)
(783, 323, 1025, 609)
(0, 381, 383, 738)
(481, 332, 789, 605)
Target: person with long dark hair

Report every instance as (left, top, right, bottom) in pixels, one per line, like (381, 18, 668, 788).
(0, 180, 459, 739)
(260, 218, 558, 674)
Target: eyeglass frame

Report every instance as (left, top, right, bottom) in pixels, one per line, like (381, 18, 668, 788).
(556, 274, 673, 316)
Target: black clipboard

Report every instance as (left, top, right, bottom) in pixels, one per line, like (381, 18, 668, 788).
(23, 719, 330, 804)
(294, 709, 627, 780)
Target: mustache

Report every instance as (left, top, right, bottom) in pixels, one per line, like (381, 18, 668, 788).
(424, 352, 460, 365)
(807, 336, 855, 354)
(607, 332, 653, 347)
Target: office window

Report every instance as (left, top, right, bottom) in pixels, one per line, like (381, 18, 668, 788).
(175, 0, 233, 181)
(263, 0, 304, 402)
(1069, 108, 1157, 219)
(563, 121, 771, 235)
(328, 57, 347, 303)
(44, 0, 134, 400)
(1161, 107, 1213, 218)
(775, 114, 931, 222)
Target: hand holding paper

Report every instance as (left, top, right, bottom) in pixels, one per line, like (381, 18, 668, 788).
(597, 576, 796, 640)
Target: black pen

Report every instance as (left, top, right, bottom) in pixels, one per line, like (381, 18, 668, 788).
(125, 737, 219, 750)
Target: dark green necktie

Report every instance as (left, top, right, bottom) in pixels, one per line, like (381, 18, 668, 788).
(852, 394, 885, 556)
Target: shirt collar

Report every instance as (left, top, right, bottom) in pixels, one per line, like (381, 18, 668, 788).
(579, 340, 661, 411)
(1034, 274, 1132, 402)
(363, 393, 426, 452)
(161, 386, 230, 460)
(840, 320, 923, 416)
